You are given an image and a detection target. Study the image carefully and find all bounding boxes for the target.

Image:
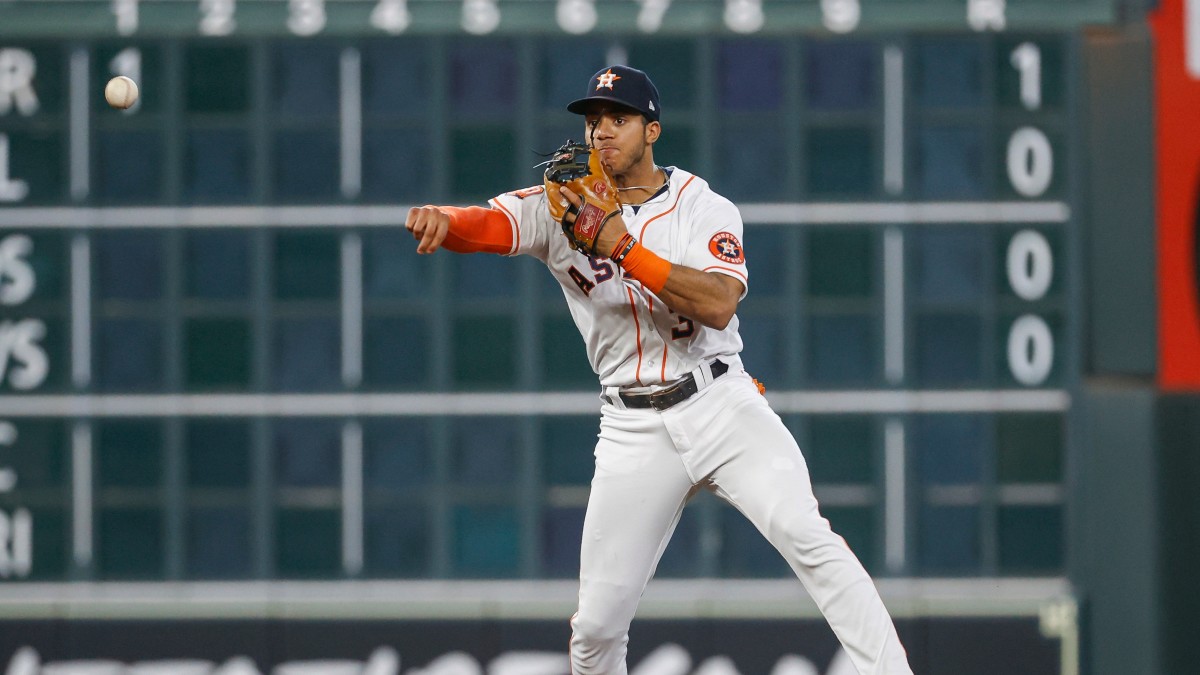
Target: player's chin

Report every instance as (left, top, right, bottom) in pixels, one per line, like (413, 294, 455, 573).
(599, 154, 625, 175)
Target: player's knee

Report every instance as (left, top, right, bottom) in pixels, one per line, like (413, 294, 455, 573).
(572, 614, 626, 647)
(570, 617, 628, 673)
(772, 512, 848, 564)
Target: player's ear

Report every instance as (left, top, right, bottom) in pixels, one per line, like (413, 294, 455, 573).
(644, 120, 661, 144)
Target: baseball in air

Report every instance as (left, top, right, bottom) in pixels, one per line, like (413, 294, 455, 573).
(104, 76, 139, 109)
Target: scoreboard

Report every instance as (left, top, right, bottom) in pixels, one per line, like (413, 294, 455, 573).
(0, 0, 1093, 584)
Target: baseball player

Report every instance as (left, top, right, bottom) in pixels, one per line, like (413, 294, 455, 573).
(405, 65, 912, 674)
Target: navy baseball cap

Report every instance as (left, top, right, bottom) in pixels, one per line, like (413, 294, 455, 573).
(567, 65, 661, 122)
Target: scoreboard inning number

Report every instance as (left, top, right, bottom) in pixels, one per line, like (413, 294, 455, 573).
(96, 0, 1024, 37)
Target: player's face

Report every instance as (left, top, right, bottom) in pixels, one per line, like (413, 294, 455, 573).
(583, 106, 658, 176)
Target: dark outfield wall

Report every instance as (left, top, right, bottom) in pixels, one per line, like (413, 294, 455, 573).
(1159, 395, 1200, 675)
(0, 616, 1064, 675)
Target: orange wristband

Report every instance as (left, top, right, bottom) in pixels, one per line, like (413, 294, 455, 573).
(619, 241, 671, 294)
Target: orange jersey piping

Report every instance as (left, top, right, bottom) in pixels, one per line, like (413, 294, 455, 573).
(625, 285, 644, 386)
(638, 175, 697, 240)
(704, 265, 748, 281)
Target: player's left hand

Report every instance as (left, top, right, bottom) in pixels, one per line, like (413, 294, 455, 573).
(543, 140, 623, 256)
(555, 185, 629, 258)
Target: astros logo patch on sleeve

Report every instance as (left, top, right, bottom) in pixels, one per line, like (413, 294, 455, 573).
(708, 232, 744, 264)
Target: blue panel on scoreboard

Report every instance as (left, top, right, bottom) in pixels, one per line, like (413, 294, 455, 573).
(0, 30, 1075, 586)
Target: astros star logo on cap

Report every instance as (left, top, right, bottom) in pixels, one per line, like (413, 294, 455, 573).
(596, 69, 621, 90)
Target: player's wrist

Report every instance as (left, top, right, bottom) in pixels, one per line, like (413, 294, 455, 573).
(609, 233, 637, 262)
(591, 216, 625, 257)
(615, 239, 671, 294)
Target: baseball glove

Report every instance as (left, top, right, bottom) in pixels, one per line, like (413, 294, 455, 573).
(543, 140, 621, 255)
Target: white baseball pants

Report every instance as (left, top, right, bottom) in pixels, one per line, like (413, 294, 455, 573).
(569, 370, 912, 675)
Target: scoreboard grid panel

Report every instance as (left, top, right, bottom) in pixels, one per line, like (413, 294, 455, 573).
(1, 29, 1078, 582)
(2, 33, 1076, 205)
(0, 224, 1075, 578)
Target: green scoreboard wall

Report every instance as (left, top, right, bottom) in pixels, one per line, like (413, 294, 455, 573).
(0, 0, 1097, 583)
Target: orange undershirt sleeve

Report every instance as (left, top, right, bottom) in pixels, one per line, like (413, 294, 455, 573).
(439, 206, 515, 254)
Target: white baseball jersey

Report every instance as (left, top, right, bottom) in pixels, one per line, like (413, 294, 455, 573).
(489, 167, 749, 389)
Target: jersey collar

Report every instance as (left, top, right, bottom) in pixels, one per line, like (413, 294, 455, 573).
(628, 166, 674, 215)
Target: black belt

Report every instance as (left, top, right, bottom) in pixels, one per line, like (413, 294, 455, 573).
(609, 359, 729, 412)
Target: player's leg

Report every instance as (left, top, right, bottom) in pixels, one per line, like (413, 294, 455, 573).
(569, 404, 697, 675)
(666, 373, 912, 674)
